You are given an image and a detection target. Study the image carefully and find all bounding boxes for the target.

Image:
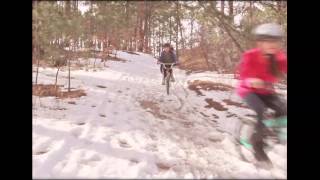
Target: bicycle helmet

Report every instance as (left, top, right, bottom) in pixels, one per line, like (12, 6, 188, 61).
(253, 23, 284, 40)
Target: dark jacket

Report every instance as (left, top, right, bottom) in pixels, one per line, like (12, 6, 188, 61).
(159, 51, 178, 63)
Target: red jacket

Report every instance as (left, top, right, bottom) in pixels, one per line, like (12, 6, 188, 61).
(236, 48, 287, 98)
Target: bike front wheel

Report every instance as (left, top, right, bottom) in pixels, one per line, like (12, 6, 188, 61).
(166, 73, 170, 95)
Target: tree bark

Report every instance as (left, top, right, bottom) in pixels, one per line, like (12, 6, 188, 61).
(68, 52, 71, 92)
(221, 0, 225, 15)
(167, 16, 170, 44)
(35, 45, 40, 85)
(137, 1, 145, 52)
(55, 65, 61, 88)
(228, 1, 233, 17)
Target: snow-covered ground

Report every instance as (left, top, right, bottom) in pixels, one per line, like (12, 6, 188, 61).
(33, 51, 287, 179)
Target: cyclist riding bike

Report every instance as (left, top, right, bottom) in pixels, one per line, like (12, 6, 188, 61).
(157, 43, 178, 85)
(236, 23, 287, 163)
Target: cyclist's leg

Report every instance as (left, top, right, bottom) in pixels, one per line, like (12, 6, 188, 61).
(162, 66, 167, 85)
(244, 93, 270, 162)
(261, 94, 287, 118)
(169, 68, 175, 82)
(244, 93, 266, 121)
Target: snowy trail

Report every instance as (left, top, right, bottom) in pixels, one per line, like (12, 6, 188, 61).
(33, 51, 286, 179)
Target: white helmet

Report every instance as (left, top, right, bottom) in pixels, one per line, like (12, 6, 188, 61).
(253, 23, 284, 39)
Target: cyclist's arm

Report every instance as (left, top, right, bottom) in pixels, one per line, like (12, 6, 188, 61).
(172, 52, 179, 64)
(158, 52, 164, 63)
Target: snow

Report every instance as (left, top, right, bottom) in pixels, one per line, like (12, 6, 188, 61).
(33, 51, 287, 179)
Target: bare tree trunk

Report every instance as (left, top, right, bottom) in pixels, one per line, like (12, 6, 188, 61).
(134, 9, 139, 51)
(158, 24, 161, 57)
(249, 1, 253, 25)
(169, 16, 172, 44)
(35, 45, 40, 85)
(175, 22, 179, 59)
(228, 1, 233, 18)
(68, 52, 71, 92)
(221, 22, 244, 52)
(176, 3, 185, 49)
(221, 0, 225, 15)
(179, 22, 184, 49)
(190, 12, 194, 50)
(143, 1, 149, 52)
(199, 26, 210, 70)
(93, 50, 97, 70)
(55, 66, 61, 88)
(277, 1, 282, 11)
(160, 23, 164, 50)
(137, 1, 145, 52)
(34, 1, 40, 85)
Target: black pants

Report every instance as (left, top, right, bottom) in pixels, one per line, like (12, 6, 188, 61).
(160, 64, 173, 78)
(244, 93, 287, 161)
(244, 93, 287, 121)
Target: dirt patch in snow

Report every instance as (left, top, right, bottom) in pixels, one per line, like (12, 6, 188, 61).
(96, 85, 107, 88)
(199, 112, 210, 117)
(156, 162, 171, 171)
(107, 55, 127, 62)
(123, 51, 140, 55)
(188, 80, 233, 96)
(204, 98, 228, 111)
(223, 99, 249, 109)
(33, 150, 49, 155)
(139, 100, 169, 119)
(33, 84, 86, 99)
(68, 101, 76, 105)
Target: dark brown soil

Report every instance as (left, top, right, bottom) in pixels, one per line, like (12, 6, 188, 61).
(204, 98, 228, 111)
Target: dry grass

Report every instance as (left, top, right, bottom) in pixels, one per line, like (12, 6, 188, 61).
(33, 84, 86, 99)
(188, 80, 233, 96)
(139, 100, 169, 119)
(178, 47, 210, 72)
(222, 99, 249, 109)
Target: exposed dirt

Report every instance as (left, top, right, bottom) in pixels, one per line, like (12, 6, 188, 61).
(156, 162, 171, 171)
(188, 80, 233, 96)
(199, 112, 210, 117)
(139, 100, 169, 120)
(123, 51, 140, 55)
(96, 85, 107, 88)
(33, 84, 86, 99)
(223, 99, 249, 109)
(204, 98, 228, 111)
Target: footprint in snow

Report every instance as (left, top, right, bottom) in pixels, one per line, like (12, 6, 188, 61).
(71, 127, 83, 138)
(156, 162, 172, 171)
(129, 158, 139, 165)
(33, 149, 49, 155)
(118, 139, 132, 148)
(145, 144, 158, 152)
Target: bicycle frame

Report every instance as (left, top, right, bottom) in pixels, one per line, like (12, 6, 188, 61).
(159, 63, 175, 69)
(159, 62, 175, 95)
(159, 62, 175, 77)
